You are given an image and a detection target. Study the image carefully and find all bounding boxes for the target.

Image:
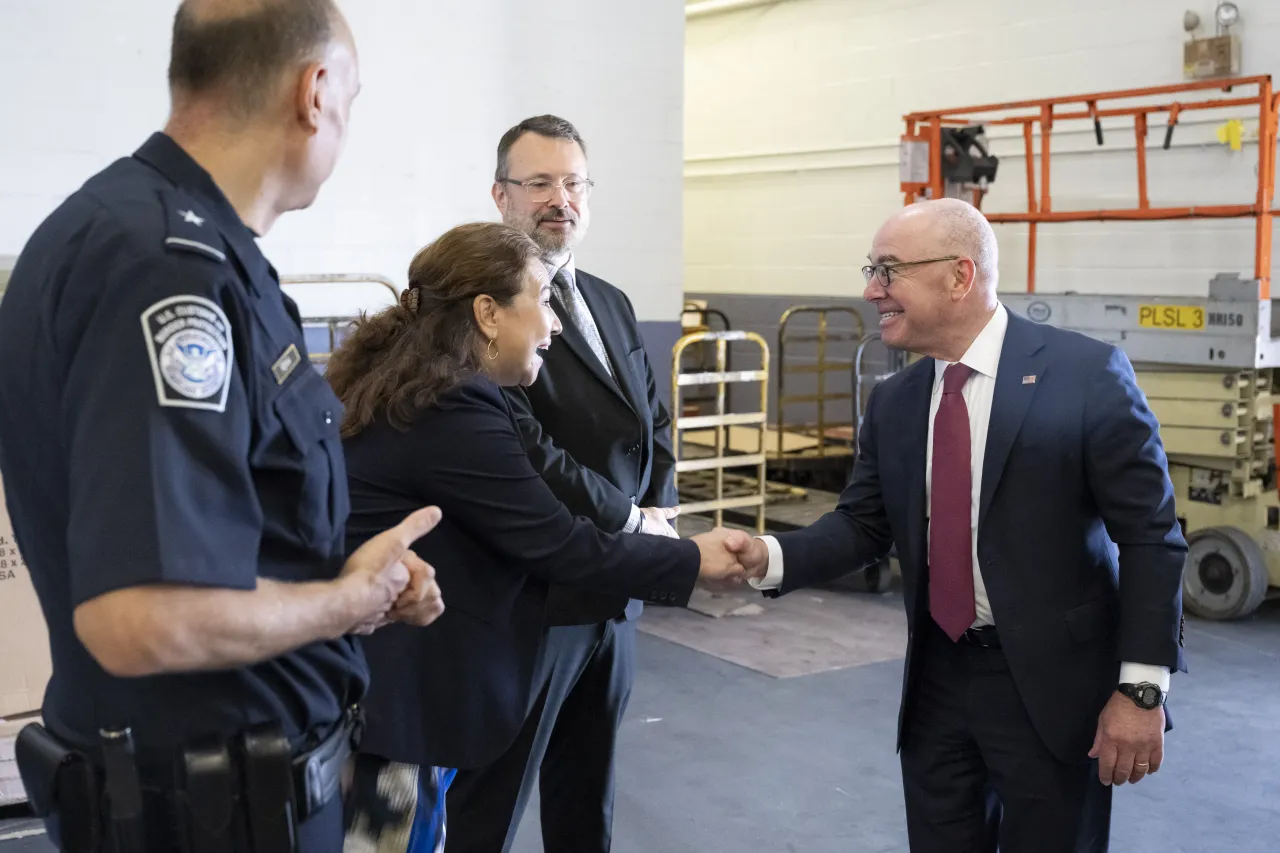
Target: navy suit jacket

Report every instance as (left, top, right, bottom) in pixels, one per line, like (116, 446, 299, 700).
(343, 377, 699, 769)
(504, 268, 678, 625)
(769, 312, 1188, 763)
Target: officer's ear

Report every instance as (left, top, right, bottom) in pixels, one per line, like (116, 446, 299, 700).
(296, 61, 328, 132)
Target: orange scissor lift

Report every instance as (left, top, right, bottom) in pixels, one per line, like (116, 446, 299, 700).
(900, 75, 1280, 619)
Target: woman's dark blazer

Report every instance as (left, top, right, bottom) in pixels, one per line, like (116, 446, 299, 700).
(342, 375, 701, 769)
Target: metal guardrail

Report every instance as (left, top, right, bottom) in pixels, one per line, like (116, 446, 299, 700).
(672, 330, 770, 531)
(678, 302, 734, 417)
(776, 306, 864, 458)
(280, 274, 399, 366)
(852, 332, 909, 449)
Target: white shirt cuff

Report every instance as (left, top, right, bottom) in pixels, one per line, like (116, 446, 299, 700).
(748, 535, 785, 590)
(623, 504, 642, 534)
(1119, 662, 1170, 694)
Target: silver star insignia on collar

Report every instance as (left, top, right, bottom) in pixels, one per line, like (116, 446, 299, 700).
(180, 209, 205, 226)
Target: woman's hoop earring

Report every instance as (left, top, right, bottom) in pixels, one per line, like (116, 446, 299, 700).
(487, 338, 499, 360)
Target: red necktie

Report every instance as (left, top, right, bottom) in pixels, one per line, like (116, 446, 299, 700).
(929, 363, 976, 641)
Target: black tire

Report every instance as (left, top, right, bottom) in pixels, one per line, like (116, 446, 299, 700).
(1183, 526, 1269, 620)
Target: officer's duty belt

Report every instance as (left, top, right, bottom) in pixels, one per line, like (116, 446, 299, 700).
(13, 706, 363, 853)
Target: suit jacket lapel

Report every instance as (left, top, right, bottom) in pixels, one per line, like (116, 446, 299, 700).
(900, 361, 935, 570)
(979, 314, 1047, 527)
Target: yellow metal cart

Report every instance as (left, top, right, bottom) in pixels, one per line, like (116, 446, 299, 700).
(671, 330, 771, 532)
(774, 305, 864, 461)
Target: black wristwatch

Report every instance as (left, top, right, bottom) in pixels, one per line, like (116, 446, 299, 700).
(1118, 682, 1166, 710)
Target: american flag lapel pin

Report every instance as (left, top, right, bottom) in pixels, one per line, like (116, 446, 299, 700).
(1022, 375, 1036, 384)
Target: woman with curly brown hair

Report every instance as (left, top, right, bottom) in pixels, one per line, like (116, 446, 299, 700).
(331, 222, 746, 851)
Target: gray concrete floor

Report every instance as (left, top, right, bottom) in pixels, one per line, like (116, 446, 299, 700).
(3, 586, 1278, 852)
(508, 589, 1280, 853)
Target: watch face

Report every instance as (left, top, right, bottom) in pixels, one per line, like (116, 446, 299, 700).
(1141, 686, 1159, 706)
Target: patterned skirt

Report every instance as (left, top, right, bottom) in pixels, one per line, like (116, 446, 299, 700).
(344, 754, 456, 853)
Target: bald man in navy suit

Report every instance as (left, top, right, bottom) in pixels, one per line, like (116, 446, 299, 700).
(730, 199, 1187, 853)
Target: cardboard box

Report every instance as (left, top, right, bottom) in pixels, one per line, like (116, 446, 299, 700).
(0, 474, 53, 718)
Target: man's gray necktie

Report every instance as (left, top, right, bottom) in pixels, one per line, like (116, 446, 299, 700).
(553, 268, 615, 380)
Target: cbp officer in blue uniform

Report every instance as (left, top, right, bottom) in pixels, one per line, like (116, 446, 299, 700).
(0, 2, 444, 851)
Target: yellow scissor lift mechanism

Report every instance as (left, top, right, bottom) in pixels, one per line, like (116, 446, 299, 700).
(671, 330, 770, 533)
(1000, 288, 1280, 621)
(280, 273, 400, 368)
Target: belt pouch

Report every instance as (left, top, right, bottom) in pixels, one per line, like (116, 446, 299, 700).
(177, 740, 236, 853)
(240, 723, 297, 853)
(13, 724, 100, 853)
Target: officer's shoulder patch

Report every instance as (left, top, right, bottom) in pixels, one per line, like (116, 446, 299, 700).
(141, 295, 234, 412)
(159, 191, 227, 264)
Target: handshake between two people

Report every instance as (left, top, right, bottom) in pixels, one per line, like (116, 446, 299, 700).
(338, 506, 776, 636)
(637, 506, 770, 587)
(690, 528, 770, 588)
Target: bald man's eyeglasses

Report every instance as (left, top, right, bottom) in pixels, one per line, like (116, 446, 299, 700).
(861, 256, 960, 286)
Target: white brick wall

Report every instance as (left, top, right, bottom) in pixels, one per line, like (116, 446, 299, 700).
(0, 0, 686, 323)
(685, 0, 1280, 298)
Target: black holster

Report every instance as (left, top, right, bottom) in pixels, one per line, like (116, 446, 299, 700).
(13, 723, 101, 853)
(13, 710, 359, 853)
(240, 724, 297, 853)
(99, 727, 145, 853)
(175, 739, 236, 853)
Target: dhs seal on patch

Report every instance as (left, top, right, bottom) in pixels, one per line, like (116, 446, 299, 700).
(140, 295, 234, 412)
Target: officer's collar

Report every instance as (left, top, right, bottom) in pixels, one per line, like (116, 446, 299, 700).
(134, 132, 276, 292)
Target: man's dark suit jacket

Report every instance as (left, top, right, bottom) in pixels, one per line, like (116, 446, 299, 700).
(343, 377, 700, 770)
(768, 312, 1188, 764)
(505, 268, 679, 625)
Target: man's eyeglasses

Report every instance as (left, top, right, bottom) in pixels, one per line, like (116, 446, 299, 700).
(499, 177, 595, 204)
(861, 256, 960, 286)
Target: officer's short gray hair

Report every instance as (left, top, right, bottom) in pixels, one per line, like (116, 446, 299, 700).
(168, 0, 339, 116)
